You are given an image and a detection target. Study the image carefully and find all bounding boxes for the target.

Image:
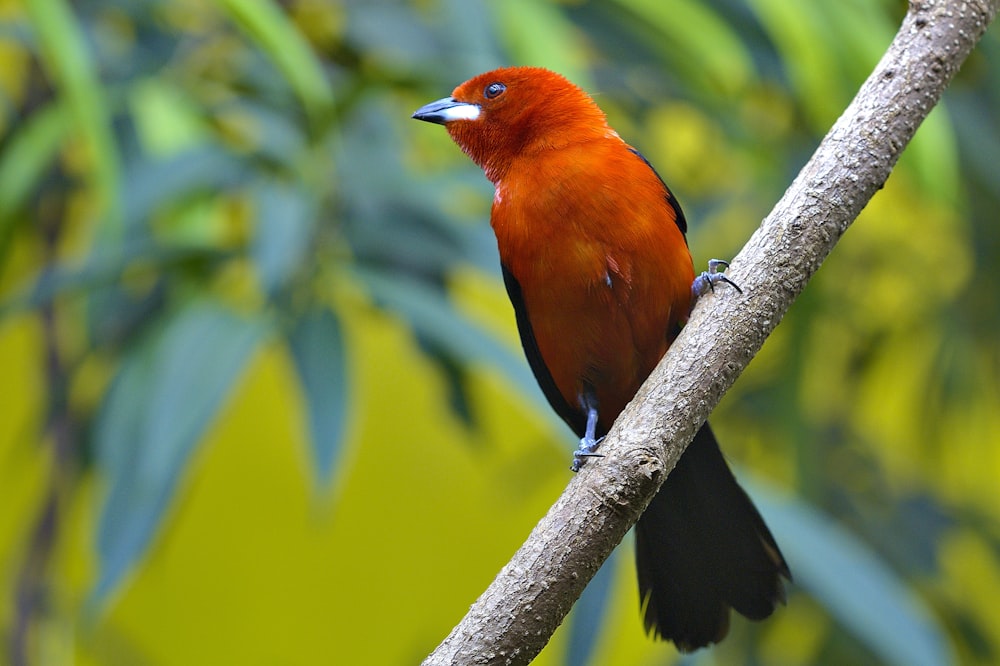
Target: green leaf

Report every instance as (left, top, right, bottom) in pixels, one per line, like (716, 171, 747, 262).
(490, 0, 592, 88)
(92, 302, 268, 602)
(819, 0, 896, 75)
(26, 0, 121, 234)
(220, 0, 334, 128)
(0, 100, 69, 227)
(608, 0, 753, 97)
(223, 99, 307, 166)
(747, 0, 843, 129)
(337, 97, 493, 275)
(751, 481, 957, 666)
(342, 3, 449, 73)
(0, 240, 229, 319)
(251, 181, 317, 296)
(128, 78, 209, 156)
(904, 104, 960, 204)
(121, 147, 246, 231)
(438, 0, 504, 75)
(287, 306, 348, 488)
(355, 266, 564, 435)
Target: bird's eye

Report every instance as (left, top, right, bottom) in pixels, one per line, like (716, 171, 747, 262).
(484, 82, 506, 99)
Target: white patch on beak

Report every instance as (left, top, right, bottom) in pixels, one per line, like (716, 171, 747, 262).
(439, 103, 480, 122)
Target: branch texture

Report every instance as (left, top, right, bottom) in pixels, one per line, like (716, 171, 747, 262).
(425, 1, 999, 664)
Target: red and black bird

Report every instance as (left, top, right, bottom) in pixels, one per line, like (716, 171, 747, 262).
(414, 66, 790, 651)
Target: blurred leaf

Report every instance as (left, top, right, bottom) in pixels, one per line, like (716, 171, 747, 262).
(25, 0, 121, 232)
(355, 266, 561, 433)
(84, 279, 166, 351)
(0, 238, 229, 318)
(950, 90, 1000, 201)
(92, 301, 268, 601)
(820, 0, 895, 72)
(338, 98, 492, 275)
(490, 0, 591, 86)
(415, 335, 477, 428)
(251, 181, 317, 296)
(287, 305, 348, 488)
(128, 78, 209, 157)
(748, 0, 843, 128)
(0, 100, 68, 226)
(437, 0, 504, 74)
(753, 482, 957, 666)
(121, 147, 246, 231)
(221, 0, 334, 127)
(903, 104, 960, 204)
(608, 0, 753, 97)
(222, 99, 308, 166)
(342, 2, 440, 71)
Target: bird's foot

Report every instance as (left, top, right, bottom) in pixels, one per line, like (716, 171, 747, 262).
(571, 436, 605, 472)
(691, 259, 742, 306)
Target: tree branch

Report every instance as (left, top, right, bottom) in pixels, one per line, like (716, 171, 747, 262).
(424, 1, 999, 664)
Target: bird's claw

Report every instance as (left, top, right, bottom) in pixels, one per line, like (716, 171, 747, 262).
(571, 436, 605, 472)
(691, 259, 742, 305)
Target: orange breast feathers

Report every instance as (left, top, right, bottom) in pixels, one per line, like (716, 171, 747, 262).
(493, 137, 694, 429)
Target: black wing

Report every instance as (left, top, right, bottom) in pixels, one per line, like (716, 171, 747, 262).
(628, 147, 688, 238)
(501, 263, 587, 437)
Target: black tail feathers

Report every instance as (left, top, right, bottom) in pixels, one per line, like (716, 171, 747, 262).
(634, 423, 790, 651)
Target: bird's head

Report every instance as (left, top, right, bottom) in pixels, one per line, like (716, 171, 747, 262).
(413, 67, 611, 182)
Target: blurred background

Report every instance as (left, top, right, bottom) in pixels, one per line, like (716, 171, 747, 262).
(1, 0, 999, 664)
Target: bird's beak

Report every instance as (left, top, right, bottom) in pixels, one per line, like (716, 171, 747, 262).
(412, 97, 481, 124)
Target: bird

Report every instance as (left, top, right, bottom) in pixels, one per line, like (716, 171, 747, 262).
(413, 66, 789, 651)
